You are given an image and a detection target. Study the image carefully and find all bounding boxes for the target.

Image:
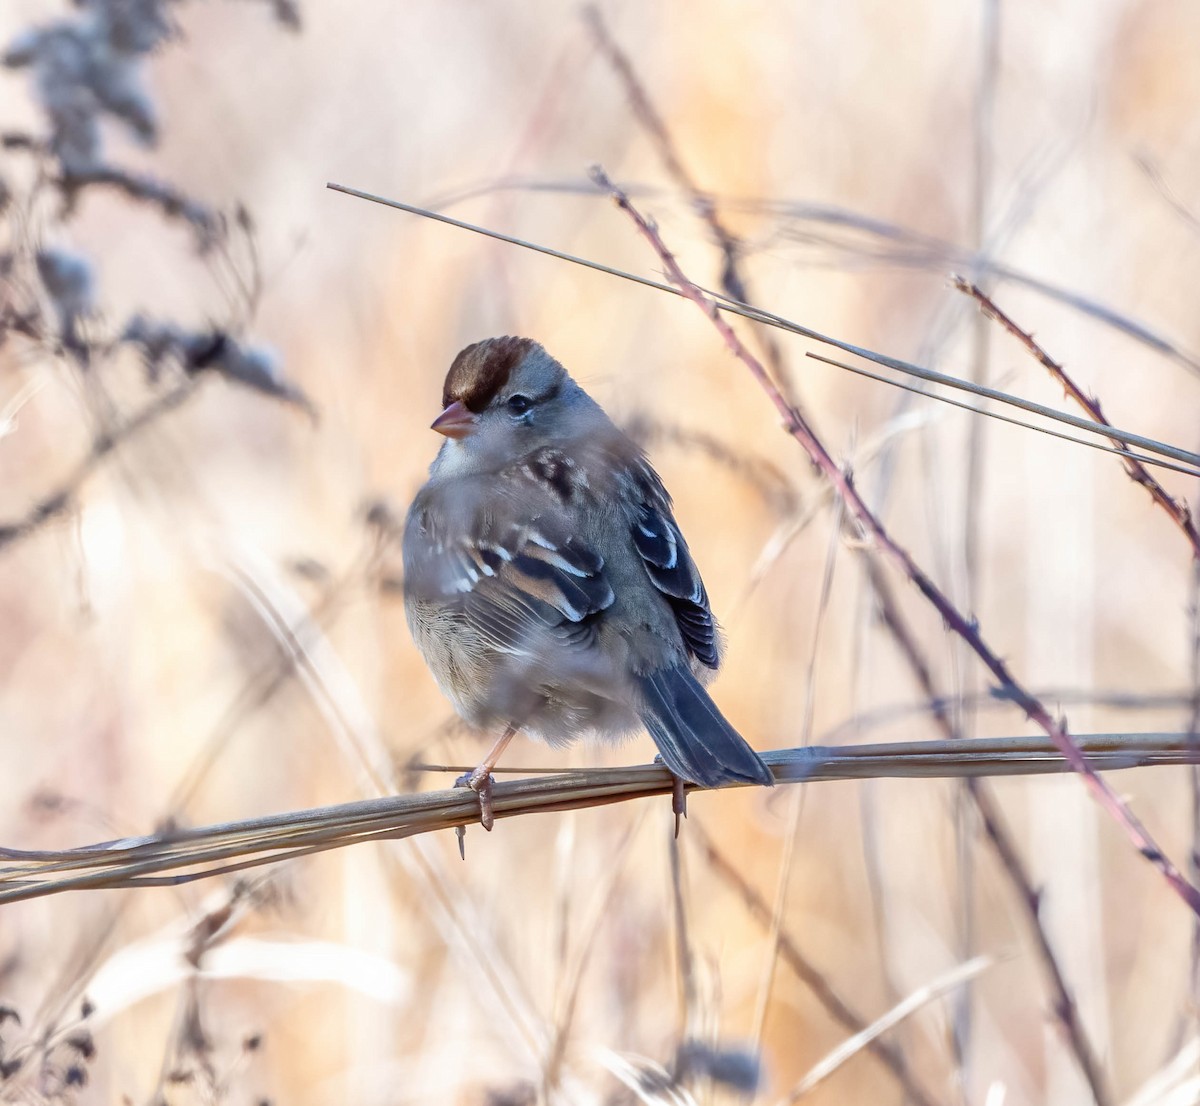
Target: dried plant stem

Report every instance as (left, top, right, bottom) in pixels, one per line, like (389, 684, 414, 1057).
(1190, 528, 1200, 1026)
(692, 823, 944, 1106)
(59, 168, 217, 245)
(774, 955, 995, 1106)
(325, 182, 1200, 476)
(805, 351, 1200, 479)
(592, 167, 1200, 918)
(955, 277, 1200, 559)
(668, 826, 698, 1043)
(955, 277, 1197, 1090)
(0, 379, 199, 552)
(954, 5, 1001, 1085)
(1, 735, 1196, 907)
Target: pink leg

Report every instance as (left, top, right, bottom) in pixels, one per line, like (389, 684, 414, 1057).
(456, 723, 518, 831)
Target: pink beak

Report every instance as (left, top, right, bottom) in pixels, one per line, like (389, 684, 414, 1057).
(431, 400, 477, 439)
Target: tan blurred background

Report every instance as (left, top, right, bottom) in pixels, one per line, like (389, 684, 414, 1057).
(2, 0, 1200, 1103)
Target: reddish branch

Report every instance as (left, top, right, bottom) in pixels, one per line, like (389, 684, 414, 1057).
(865, 558, 1110, 1105)
(955, 276, 1200, 560)
(583, 6, 796, 404)
(594, 167, 1200, 919)
(578, 21, 1108, 1089)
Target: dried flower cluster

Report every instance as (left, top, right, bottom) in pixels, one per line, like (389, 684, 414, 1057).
(0, 0, 311, 498)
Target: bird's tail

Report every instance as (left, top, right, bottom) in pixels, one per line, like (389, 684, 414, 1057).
(637, 667, 773, 788)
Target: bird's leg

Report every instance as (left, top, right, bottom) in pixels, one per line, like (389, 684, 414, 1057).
(455, 723, 518, 832)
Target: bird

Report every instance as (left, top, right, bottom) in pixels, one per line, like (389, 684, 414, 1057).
(402, 336, 773, 829)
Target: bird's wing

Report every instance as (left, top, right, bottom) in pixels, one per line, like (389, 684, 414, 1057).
(403, 472, 615, 655)
(627, 463, 720, 670)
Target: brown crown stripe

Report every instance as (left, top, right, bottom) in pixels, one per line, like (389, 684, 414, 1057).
(442, 336, 537, 412)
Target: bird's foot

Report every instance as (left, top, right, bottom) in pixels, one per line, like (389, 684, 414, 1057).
(455, 764, 496, 832)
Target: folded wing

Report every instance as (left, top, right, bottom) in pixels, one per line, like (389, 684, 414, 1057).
(628, 467, 719, 669)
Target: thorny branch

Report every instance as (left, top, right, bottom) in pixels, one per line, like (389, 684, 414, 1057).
(533, 24, 1131, 1088)
(958, 276, 1200, 1067)
(582, 6, 796, 405)
(865, 557, 1110, 1105)
(577, 20, 1108, 1087)
(956, 277, 1200, 560)
(593, 166, 1200, 919)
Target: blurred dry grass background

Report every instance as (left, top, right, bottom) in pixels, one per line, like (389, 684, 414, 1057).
(3, 0, 1200, 1103)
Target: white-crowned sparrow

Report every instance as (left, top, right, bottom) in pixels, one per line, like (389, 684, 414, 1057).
(403, 336, 773, 825)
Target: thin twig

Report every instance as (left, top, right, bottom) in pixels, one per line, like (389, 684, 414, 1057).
(593, 167, 1200, 918)
(325, 182, 1200, 475)
(806, 352, 1200, 480)
(420, 173, 1200, 378)
(955, 277, 1200, 559)
(668, 825, 698, 1044)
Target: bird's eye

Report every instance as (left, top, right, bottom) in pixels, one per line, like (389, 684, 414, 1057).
(507, 394, 532, 415)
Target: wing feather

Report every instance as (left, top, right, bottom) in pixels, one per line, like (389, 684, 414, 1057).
(628, 469, 720, 669)
(404, 480, 614, 659)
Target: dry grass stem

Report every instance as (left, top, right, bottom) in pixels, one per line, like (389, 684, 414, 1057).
(774, 955, 996, 1106)
(325, 183, 1200, 476)
(0, 735, 1194, 907)
(0, 379, 199, 551)
(806, 351, 1200, 479)
(692, 824, 944, 1106)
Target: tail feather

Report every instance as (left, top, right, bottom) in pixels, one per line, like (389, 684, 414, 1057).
(637, 667, 773, 788)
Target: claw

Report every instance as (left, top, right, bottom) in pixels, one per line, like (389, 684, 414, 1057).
(653, 754, 689, 838)
(672, 774, 688, 838)
(455, 766, 496, 832)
